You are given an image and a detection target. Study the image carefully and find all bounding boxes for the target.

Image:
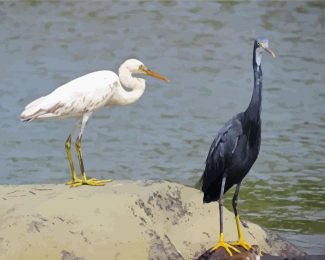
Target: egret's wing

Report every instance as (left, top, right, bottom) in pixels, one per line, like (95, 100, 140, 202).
(21, 71, 119, 121)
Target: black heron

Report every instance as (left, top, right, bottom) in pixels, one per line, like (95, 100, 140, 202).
(200, 38, 275, 255)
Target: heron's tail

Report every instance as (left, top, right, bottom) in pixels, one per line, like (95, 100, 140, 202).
(194, 176, 203, 190)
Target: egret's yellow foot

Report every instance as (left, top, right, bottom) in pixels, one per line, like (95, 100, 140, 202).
(230, 215, 251, 251)
(66, 177, 112, 187)
(210, 233, 240, 256)
(66, 177, 82, 186)
(81, 177, 112, 187)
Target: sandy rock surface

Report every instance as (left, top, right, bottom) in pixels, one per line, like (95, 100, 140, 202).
(0, 180, 304, 259)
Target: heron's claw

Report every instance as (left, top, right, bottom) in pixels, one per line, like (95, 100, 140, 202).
(230, 239, 251, 251)
(231, 215, 252, 251)
(210, 233, 240, 256)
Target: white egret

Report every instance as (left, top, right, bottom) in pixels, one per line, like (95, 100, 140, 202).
(21, 59, 169, 187)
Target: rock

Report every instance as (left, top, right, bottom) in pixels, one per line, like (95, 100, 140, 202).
(0, 180, 305, 259)
(198, 245, 260, 260)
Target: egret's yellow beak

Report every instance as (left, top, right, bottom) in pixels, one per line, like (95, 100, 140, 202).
(141, 67, 170, 82)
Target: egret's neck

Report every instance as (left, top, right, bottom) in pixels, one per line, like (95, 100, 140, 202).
(109, 67, 146, 106)
(119, 66, 144, 90)
(246, 49, 263, 121)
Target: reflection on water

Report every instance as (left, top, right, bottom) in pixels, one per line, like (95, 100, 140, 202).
(0, 0, 324, 254)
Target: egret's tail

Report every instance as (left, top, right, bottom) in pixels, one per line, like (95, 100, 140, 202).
(24, 96, 45, 110)
(21, 96, 44, 121)
(20, 96, 62, 121)
(21, 109, 45, 122)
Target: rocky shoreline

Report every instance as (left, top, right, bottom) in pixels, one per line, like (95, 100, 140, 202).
(0, 180, 305, 259)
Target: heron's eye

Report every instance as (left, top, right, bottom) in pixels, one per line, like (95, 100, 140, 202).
(139, 65, 144, 70)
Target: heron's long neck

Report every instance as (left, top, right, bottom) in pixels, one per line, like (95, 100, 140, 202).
(246, 50, 263, 121)
(111, 69, 145, 106)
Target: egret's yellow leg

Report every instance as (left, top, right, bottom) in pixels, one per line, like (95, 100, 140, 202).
(74, 136, 112, 187)
(65, 135, 82, 185)
(211, 233, 240, 256)
(230, 215, 251, 250)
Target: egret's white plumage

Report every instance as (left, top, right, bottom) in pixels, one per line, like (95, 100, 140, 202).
(21, 59, 169, 187)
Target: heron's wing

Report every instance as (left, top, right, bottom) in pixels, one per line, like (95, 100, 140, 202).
(21, 71, 119, 121)
(207, 117, 243, 162)
(201, 115, 243, 196)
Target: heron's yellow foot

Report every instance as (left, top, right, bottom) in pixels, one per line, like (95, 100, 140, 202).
(231, 215, 251, 251)
(210, 233, 240, 256)
(230, 239, 251, 251)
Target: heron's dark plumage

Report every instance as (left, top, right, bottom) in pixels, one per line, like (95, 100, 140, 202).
(202, 112, 261, 203)
(201, 39, 266, 203)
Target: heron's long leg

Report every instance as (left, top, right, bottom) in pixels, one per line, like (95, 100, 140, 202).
(230, 183, 251, 251)
(210, 173, 240, 256)
(71, 113, 112, 187)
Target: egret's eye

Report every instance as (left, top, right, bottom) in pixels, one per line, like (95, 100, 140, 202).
(139, 65, 144, 70)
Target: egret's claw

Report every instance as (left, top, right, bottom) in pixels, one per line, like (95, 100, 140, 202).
(66, 177, 112, 187)
(66, 177, 82, 186)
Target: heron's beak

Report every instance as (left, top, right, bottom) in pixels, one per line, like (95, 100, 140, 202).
(142, 68, 170, 82)
(263, 47, 276, 58)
